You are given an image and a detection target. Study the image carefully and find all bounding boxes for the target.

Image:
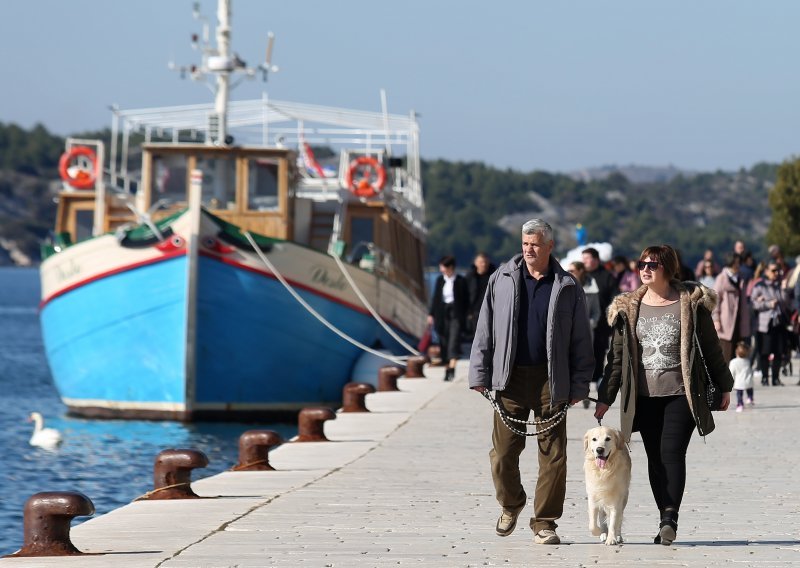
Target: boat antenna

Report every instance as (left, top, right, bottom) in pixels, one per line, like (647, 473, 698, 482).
(166, 0, 278, 146)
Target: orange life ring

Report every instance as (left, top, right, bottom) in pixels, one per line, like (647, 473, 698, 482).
(346, 156, 386, 198)
(58, 146, 97, 189)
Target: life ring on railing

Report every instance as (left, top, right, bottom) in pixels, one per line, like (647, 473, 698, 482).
(346, 156, 386, 198)
(58, 146, 97, 190)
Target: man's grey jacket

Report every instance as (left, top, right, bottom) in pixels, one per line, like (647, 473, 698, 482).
(468, 254, 595, 407)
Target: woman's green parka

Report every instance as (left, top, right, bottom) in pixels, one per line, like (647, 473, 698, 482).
(597, 281, 734, 442)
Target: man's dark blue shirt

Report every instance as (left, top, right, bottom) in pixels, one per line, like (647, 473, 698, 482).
(515, 262, 553, 366)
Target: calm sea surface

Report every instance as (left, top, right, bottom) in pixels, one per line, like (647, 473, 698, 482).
(0, 267, 296, 555)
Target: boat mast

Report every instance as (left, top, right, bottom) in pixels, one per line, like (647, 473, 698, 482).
(170, 0, 276, 146)
(214, 0, 231, 145)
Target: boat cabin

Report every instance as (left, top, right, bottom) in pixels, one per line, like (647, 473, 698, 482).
(53, 128, 427, 302)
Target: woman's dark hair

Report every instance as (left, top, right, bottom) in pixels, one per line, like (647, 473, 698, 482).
(639, 245, 680, 280)
(439, 255, 456, 269)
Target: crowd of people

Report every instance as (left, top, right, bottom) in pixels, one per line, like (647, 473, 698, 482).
(429, 238, 800, 394)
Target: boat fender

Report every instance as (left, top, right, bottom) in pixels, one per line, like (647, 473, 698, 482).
(58, 147, 97, 190)
(156, 235, 186, 253)
(346, 156, 386, 198)
(202, 236, 235, 254)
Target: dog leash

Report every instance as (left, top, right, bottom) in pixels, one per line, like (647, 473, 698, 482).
(480, 390, 568, 437)
(481, 390, 603, 436)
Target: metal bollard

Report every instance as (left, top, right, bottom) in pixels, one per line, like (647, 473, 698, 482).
(6, 491, 94, 557)
(341, 382, 375, 412)
(139, 449, 209, 500)
(427, 345, 442, 365)
(232, 430, 283, 471)
(404, 355, 428, 378)
(378, 365, 404, 392)
(295, 407, 336, 442)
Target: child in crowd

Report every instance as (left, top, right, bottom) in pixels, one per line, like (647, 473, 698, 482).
(729, 341, 754, 412)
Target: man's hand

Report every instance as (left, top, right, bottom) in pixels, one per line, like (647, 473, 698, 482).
(594, 402, 610, 421)
(569, 398, 583, 406)
(719, 392, 731, 411)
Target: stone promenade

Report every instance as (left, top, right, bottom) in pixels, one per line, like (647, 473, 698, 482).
(2, 361, 799, 567)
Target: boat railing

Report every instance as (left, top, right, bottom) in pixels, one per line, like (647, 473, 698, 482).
(109, 98, 425, 227)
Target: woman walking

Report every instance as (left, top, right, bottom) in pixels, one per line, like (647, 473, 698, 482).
(750, 261, 791, 386)
(594, 244, 733, 545)
(713, 253, 751, 362)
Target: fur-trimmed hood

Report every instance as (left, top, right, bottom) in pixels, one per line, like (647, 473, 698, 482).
(606, 280, 718, 327)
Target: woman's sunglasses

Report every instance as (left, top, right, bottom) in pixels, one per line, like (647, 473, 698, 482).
(637, 261, 661, 271)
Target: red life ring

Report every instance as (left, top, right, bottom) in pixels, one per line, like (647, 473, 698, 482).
(346, 156, 386, 198)
(58, 146, 97, 189)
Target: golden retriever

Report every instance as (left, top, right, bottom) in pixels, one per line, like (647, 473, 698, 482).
(583, 426, 631, 545)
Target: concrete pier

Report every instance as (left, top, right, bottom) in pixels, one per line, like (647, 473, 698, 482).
(2, 362, 799, 566)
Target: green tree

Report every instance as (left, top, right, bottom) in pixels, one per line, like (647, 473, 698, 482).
(766, 158, 800, 257)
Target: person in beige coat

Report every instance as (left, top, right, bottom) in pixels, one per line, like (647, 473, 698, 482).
(712, 253, 751, 362)
(594, 244, 733, 546)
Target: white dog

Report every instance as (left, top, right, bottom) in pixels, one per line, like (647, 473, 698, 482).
(583, 426, 631, 545)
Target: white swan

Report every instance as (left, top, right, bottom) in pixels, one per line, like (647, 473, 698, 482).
(28, 412, 63, 449)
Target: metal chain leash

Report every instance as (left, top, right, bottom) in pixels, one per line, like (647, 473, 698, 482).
(480, 390, 569, 437)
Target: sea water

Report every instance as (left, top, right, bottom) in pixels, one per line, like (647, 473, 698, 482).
(0, 267, 296, 555)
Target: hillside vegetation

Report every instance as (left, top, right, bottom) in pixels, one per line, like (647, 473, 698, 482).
(423, 160, 778, 266)
(0, 121, 784, 267)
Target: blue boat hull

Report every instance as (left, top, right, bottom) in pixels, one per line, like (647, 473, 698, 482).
(41, 253, 418, 420)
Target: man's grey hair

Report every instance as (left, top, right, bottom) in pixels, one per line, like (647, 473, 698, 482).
(521, 218, 554, 242)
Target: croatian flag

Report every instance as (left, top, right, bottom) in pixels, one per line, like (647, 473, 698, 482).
(300, 141, 326, 179)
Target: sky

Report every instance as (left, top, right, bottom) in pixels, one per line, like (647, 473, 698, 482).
(2, 0, 800, 174)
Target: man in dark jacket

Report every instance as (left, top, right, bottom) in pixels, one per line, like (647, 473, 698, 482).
(465, 252, 496, 339)
(582, 247, 619, 394)
(469, 219, 594, 545)
(428, 255, 469, 381)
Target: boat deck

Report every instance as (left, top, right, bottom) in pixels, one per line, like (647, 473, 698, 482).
(3, 361, 800, 566)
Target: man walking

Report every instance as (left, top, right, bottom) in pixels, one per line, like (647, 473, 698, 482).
(469, 218, 595, 544)
(581, 247, 619, 398)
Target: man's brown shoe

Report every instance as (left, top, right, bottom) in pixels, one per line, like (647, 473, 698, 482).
(534, 529, 561, 544)
(495, 511, 519, 536)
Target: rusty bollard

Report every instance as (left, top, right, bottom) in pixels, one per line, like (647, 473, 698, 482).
(427, 345, 442, 365)
(7, 491, 94, 557)
(295, 407, 336, 442)
(378, 365, 404, 392)
(341, 382, 375, 412)
(138, 449, 209, 500)
(232, 430, 283, 471)
(404, 355, 428, 378)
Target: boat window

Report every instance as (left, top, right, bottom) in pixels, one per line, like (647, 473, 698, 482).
(75, 210, 94, 242)
(196, 155, 236, 210)
(351, 216, 374, 244)
(247, 158, 280, 211)
(152, 154, 188, 204)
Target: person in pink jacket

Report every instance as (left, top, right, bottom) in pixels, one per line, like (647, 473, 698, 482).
(712, 253, 751, 362)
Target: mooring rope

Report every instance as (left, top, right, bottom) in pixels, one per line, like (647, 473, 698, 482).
(329, 249, 421, 356)
(243, 231, 408, 365)
(133, 482, 191, 501)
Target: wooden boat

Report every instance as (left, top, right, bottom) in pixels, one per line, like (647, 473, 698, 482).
(38, 0, 427, 420)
